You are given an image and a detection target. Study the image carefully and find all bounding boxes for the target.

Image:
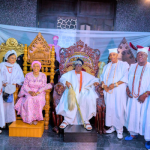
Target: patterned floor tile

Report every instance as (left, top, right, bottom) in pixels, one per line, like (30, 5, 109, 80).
(0, 126, 147, 150)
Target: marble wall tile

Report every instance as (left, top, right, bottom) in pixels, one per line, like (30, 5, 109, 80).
(0, 0, 37, 27)
(115, 0, 150, 31)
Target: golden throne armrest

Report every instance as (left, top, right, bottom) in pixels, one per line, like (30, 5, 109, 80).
(13, 86, 19, 104)
(14, 86, 22, 120)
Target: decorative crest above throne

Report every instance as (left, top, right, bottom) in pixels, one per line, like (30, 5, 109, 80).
(27, 32, 51, 65)
(59, 40, 100, 76)
(0, 38, 24, 62)
(117, 37, 136, 65)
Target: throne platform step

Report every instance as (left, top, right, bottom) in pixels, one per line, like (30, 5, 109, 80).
(9, 120, 44, 137)
(64, 125, 97, 142)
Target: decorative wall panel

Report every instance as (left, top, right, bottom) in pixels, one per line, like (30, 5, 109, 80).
(57, 17, 77, 29)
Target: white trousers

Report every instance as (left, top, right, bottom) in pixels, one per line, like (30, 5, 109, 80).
(112, 126, 123, 133)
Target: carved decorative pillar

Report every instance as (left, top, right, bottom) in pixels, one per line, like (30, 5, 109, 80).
(44, 89, 51, 130)
(50, 45, 55, 83)
(14, 86, 19, 119)
(23, 44, 28, 76)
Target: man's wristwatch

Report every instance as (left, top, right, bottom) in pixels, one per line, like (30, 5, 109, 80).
(114, 82, 118, 88)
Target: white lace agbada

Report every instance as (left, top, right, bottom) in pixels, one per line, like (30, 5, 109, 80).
(56, 70, 99, 125)
(101, 60, 129, 130)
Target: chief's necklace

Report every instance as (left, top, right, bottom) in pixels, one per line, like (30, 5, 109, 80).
(106, 61, 118, 94)
(132, 63, 147, 98)
(6, 66, 12, 73)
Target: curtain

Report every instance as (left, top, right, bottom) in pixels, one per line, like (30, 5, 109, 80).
(0, 24, 150, 63)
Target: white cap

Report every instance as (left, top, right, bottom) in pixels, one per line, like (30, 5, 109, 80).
(5, 50, 17, 60)
(108, 48, 118, 54)
(137, 47, 149, 55)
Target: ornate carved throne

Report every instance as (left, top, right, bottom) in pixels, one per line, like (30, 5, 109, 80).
(15, 32, 55, 130)
(52, 40, 105, 134)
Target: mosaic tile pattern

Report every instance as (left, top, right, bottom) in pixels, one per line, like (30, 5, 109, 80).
(0, 126, 147, 150)
(57, 17, 77, 29)
(115, 0, 150, 31)
(0, 0, 37, 27)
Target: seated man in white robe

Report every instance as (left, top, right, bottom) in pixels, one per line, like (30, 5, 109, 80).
(100, 48, 129, 139)
(56, 58, 99, 130)
(125, 47, 150, 149)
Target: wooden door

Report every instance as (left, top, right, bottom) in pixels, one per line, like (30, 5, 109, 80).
(37, 0, 116, 31)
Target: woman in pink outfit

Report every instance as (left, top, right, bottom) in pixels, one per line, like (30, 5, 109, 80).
(49, 35, 61, 63)
(15, 61, 53, 125)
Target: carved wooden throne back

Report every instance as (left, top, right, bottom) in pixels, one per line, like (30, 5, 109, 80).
(0, 38, 24, 63)
(59, 40, 101, 76)
(23, 32, 55, 83)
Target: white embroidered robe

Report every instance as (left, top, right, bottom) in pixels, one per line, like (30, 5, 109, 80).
(56, 70, 99, 125)
(101, 60, 129, 130)
(125, 62, 150, 138)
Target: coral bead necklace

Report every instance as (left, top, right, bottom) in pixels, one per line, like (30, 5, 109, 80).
(106, 61, 118, 94)
(0, 88, 2, 95)
(6, 67, 12, 73)
(132, 63, 147, 98)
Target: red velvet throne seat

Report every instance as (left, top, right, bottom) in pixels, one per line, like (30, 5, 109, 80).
(52, 40, 105, 134)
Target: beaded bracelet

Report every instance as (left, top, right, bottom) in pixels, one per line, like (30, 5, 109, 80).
(102, 83, 105, 88)
(116, 82, 118, 87)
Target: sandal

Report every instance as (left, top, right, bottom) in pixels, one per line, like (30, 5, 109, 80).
(29, 122, 33, 125)
(125, 135, 138, 141)
(145, 141, 150, 149)
(85, 123, 92, 131)
(33, 121, 38, 125)
(59, 120, 69, 129)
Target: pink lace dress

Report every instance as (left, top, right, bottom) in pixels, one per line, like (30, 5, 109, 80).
(15, 72, 52, 124)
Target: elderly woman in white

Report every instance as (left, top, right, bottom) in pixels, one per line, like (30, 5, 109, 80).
(0, 50, 24, 124)
(0, 70, 5, 133)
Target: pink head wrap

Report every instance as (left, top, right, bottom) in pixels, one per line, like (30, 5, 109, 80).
(31, 61, 41, 69)
(53, 36, 59, 40)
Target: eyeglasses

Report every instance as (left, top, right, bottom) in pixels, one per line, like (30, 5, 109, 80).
(75, 64, 82, 67)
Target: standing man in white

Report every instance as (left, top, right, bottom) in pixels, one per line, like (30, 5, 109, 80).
(100, 48, 129, 139)
(125, 47, 150, 149)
